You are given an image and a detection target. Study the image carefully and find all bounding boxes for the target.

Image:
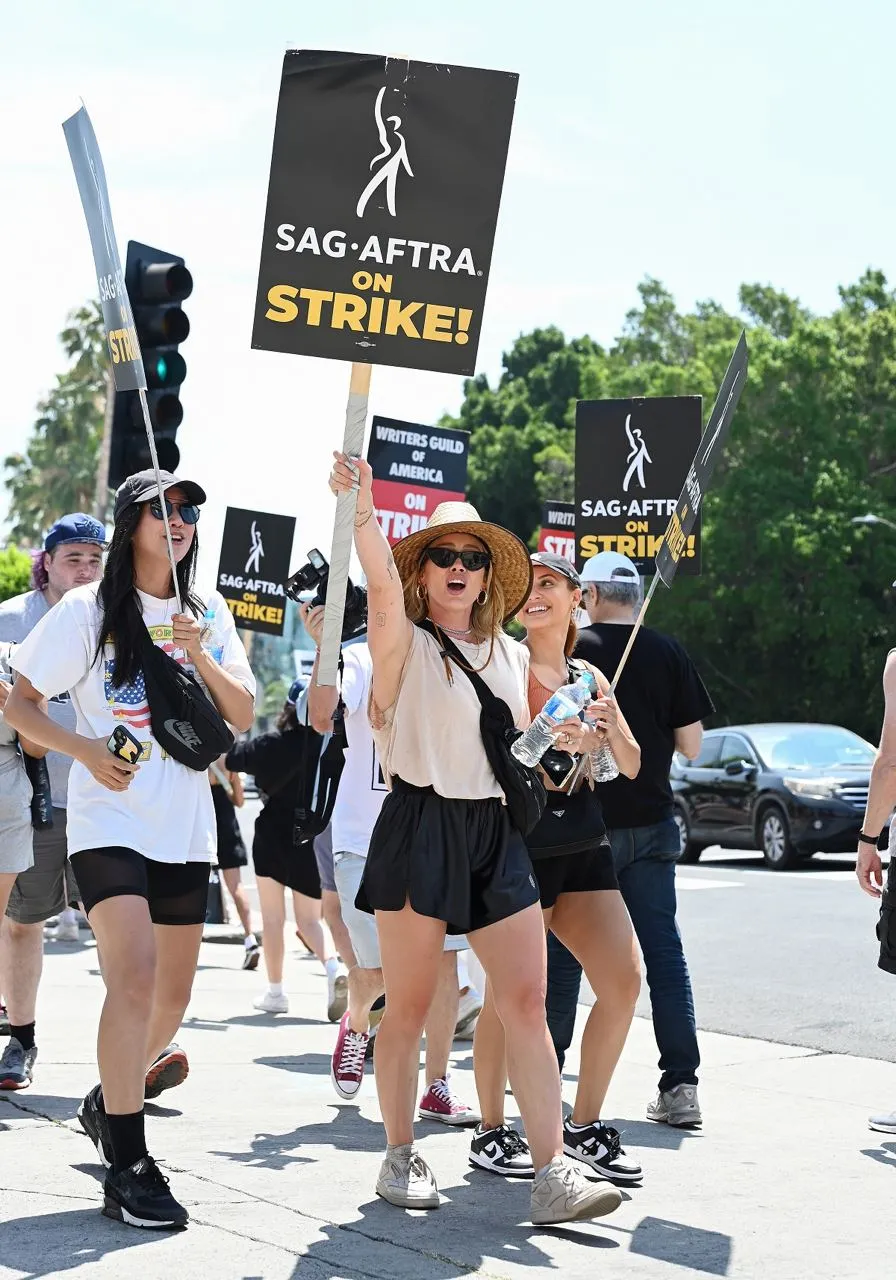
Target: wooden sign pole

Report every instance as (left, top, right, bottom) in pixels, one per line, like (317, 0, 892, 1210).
(316, 362, 372, 685)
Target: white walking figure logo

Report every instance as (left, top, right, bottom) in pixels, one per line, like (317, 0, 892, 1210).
(622, 414, 652, 493)
(356, 86, 414, 218)
(245, 521, 264, 575)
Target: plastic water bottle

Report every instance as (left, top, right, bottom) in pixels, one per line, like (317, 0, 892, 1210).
(202, 608, 225, 663)
(511, 672, 596, 767)
(589, 691, 621, 782)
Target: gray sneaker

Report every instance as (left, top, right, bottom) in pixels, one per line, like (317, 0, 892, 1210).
(530, 1156, 623, 1225)
(647, 1084, 702, 1128)
(376, 1144, 440, 1209)
(868, 1109, 896, 1133)
(0, 1038, 37, 1090)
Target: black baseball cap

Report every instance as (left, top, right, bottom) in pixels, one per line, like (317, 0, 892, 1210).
(530, 551, 582, 588)
(113, 470, 207, 523)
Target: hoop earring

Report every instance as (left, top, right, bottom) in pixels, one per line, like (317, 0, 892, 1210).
(476, 589, 488, 606)
(416, 583, 427, 601)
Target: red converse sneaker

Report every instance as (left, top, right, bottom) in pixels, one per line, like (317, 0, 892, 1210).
(418, 1076, 481, 1126)
(330, 1012, 369, 1100)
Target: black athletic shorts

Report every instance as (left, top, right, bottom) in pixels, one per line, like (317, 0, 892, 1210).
(532, 843, 619, 910)
(878, 855, 896, 975)
(252, 837, 322, 898)
(69, 847, 210, 925)
(356, 778, 540, 934)
(212, 786, 248, 870)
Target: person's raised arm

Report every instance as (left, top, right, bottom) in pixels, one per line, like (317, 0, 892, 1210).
(302, 603, 339, 732)
(329, 452, 412, 710)
(857, 652, 896, 898)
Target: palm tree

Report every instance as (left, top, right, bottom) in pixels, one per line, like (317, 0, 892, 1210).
(5, 302, 109, 544)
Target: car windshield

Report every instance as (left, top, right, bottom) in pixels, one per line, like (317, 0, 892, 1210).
(747, 726, 875, 770)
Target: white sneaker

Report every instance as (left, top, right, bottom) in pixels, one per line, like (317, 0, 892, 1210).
(49, 921, 81, 943)
(376, 1144, 440, 1209)
(530, 1156, 623, 1225)
(869, 1109, 896, 1133)
(253, 989, 289, 1014)
(647, 1084, 702, 1128)
(455, 988, 483, 1039)
(327, 963, 349, 1023)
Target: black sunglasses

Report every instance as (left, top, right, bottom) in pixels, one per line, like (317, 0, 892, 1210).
(148, 497, 201, 525)
(422, 547, 491, 572)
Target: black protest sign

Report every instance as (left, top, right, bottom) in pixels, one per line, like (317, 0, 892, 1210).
(575, 397, 702, 574)
(252, 51, 518, 376)
(655, 333, 749, 588)
(537, 501, 576, 563)
(217, 508, 297, 635)
(62, 107, 145, 393)
(368, 416, 469, 545)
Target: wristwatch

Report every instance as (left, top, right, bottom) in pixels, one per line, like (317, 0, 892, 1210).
(858, 831, 881, 846)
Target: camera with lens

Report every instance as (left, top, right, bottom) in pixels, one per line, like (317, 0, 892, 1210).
(286, 548, 368, 641)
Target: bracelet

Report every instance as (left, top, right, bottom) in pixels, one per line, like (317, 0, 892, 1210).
(354, 507, 374, 529)
(858, 831, 882, 846)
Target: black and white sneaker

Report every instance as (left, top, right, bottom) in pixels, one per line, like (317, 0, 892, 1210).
(103, 1156, 188, 1229)
(563, 1120, 643, 1183)
(78, 1085, 112, 1168)
(469, 1124, 535, 1178)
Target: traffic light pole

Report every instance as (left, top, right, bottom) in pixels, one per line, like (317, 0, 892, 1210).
(94, 370, 115, 525)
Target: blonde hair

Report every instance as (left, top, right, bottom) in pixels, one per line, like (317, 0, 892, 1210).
(404, 564, 508, 642)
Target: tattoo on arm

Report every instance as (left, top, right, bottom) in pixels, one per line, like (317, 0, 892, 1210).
(386, 553, 397, 581)
(376, 612, 387, 628)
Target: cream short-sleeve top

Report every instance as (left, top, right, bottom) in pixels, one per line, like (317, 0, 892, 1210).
(370, 626, 530, 801)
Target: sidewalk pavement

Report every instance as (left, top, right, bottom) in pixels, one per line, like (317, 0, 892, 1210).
(1, 930, 893, 1280)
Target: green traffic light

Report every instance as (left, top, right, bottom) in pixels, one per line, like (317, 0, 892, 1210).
(155, 355, 168, 384)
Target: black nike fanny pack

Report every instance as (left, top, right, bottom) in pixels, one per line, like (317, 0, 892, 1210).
(137, 626, 234, 770)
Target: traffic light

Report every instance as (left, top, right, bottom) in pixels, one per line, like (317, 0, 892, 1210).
(108, 241, 193, 488)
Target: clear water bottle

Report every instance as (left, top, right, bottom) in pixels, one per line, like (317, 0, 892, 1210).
(511, 672, 596, 767)
(590, 733, 620, 782)
(202, 608, 225, 663)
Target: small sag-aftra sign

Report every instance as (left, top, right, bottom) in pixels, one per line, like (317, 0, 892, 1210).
(217, 507, 297, 636)
(252, 51, 518, 375)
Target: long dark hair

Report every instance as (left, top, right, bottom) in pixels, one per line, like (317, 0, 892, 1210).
(95, 502, 204, 686)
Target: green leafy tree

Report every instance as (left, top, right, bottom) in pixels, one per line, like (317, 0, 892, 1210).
(5, 302, 108, 543)
(0, 547, 32, 603)
(444, 274, 896, 739)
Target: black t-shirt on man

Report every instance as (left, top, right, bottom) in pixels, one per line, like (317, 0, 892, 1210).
(574, 623, 714, 829)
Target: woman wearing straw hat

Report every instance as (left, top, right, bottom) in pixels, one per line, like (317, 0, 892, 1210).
(328, 452, 622, 1225)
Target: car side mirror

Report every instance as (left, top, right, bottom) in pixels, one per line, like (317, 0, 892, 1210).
(724, 760, 748, 776)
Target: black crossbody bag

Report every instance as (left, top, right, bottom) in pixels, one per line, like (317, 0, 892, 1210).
(137, 626, 234, 770)
(293, 655, 349, 847)
(418, 622, 546, 835)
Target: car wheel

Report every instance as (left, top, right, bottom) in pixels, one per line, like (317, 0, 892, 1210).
(758, 803, 799, 870)
(673, 805, 702, 864)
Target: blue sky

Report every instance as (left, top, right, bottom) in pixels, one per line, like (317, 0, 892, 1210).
(2, 0, 893, 584)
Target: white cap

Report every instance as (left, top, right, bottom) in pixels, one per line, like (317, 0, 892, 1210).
(580, 551, 640, 584)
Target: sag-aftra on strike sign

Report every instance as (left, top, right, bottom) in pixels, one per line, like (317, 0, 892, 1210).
(253, 51, 517, 375)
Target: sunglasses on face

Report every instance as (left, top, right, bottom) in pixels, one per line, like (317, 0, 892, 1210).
(422, 547, 491, 572)
(148, 497, 201, 525)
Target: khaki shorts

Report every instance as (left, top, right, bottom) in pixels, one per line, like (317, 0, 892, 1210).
(6, 809, 79, 924)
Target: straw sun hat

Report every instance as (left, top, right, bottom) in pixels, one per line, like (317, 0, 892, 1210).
(391, 502, 533, 624)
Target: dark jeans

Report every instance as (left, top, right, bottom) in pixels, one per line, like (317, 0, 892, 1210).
(545, 817, 700, 1091)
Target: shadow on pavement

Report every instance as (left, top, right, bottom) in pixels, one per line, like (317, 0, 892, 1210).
(628, 1216, 732, 1275)
(254, 1052, 334, 1076)
(0, 1207, 172, 1275)
(608, 1117, 703, 1151)
(861, 1140, 896, 1169)
(0, 1092, 83, 1123)
(182, 1012, 322, 1030)
(300, 1179, 618, 1279)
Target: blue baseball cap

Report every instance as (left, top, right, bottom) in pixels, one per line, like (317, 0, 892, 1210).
(286, 678, 307, 706)
(44, 513, 106, 554)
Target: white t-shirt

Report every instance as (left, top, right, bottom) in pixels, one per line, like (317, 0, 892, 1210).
(10, 583, 255, 864)
(330, 641, 387, 857)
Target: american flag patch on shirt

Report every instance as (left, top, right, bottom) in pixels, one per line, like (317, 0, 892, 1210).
(104, 662, 152, 729)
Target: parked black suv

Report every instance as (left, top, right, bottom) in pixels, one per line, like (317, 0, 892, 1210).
(670, 723, 881, 870)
